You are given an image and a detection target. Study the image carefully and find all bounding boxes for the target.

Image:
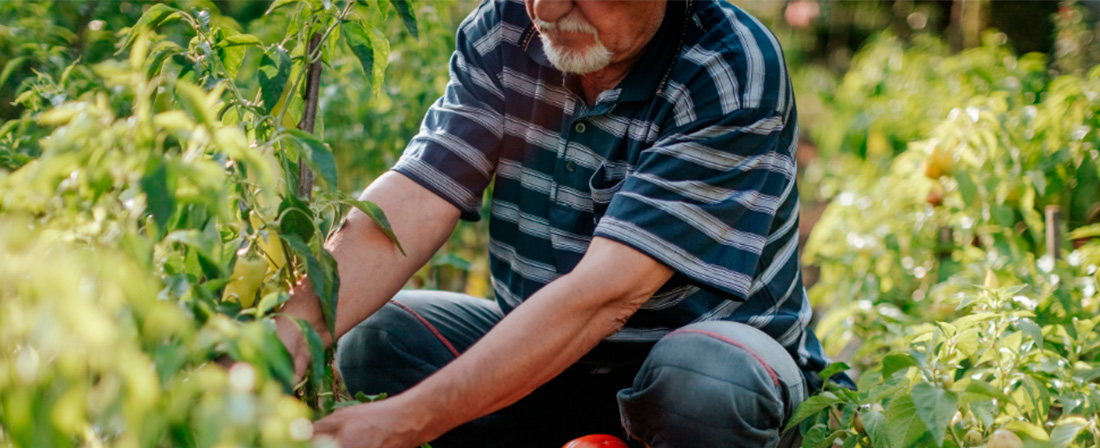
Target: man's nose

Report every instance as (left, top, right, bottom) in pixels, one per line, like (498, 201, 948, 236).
(531, 0, 573, 23)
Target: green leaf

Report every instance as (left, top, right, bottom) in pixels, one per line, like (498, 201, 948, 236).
(0, 56, 27, 88)
(153, 343, 188, 384)
(1003, 421, 1048, 441)
(911, 383, 958, 447)
(164, 230, 218, 265)
(279, 206, 315, 248)
(955, 328, 979, 358)
(366, 25, 391, 98)
(257, 291, 291, 316)
(173, 80, 215, 125)
(961, 379, 1004, 399)
(343, 20, 376, 95)
(1067, 223, 1100, 239)
(355, 391, 387, 403)
(281, 234, 336, 337)
(218, 45, 245, 79)
(956, 171, 979, 206)
(119, 4, 183, 54)
(319, 248, 340, 339)
(1074, 366, 1100, 382)
(1049, 416, 1089, 448)
(145, 41, 183, 79)
(819, 362, 850, 382)
(1016, 318, 1044, 350)
(784, 391, 843, 431)
(803, 423, 831, 448)
(887, 395, 927, 448)
(385, 0, 419, 39)
(288, 315, 325, 390)
(259, 47, 291, 115)
(141, 160, 175, 237)
(1026, 170, 1047, 196)
(862, 409, 890, 448)
(266, 0, 302, 14)
(260, 318, 297, 390)
(218, 34, 263, 47)
(882, 353, 919, 378)
(285, 129, 338, 189)
(339, 194, 404, 255)
(433, 253, 472, 270)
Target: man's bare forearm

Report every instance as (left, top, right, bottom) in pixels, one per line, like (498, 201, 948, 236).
(391, 238, 674, 443)
(278, 171, 462, 347)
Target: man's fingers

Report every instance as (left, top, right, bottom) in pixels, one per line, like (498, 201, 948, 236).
(311, 413, 342, 436)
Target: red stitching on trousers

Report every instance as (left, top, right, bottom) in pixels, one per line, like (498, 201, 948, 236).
(390, 300, 462, 358)
(620, 420, 655, 448)
(667, 328, 781, 387)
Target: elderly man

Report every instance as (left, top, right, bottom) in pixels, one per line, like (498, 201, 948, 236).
(276, 0, 837, 446)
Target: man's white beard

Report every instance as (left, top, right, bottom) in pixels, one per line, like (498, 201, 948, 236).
(533, 16, 612, 75)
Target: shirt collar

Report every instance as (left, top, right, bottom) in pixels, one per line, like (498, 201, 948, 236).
(523, 0, 695, 104)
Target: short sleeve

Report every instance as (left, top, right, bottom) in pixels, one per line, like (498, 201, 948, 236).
(391, 0, 505, 221)
(592, 107, 795, 299)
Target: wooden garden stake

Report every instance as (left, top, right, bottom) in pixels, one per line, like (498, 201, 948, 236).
(1046, 205, 1063, 260)
(297, 32, 323, 200)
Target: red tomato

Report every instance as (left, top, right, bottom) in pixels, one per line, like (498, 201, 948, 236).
(562, 434, 629, 448)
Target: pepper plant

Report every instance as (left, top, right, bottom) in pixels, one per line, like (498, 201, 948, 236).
(794, 31, 1100, 448)
(0, 0, 428, 445)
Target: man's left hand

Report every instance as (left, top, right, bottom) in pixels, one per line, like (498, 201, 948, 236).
(312, 398, 425, 448)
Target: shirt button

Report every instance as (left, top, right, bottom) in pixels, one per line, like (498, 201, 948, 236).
(565, 161, 576, 173)
(575, 122, 586, 133)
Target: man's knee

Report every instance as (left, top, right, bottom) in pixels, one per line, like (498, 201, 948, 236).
(336, 295, 457, 395)
(616, 321, 805, 448)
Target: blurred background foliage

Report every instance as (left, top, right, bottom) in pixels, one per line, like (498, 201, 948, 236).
(2, 0, 1100, 446)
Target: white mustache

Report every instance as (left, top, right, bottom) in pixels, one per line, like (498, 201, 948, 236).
(533, 14, 599, 36)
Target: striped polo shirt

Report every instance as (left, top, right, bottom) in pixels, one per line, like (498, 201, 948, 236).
(392, 0, 834, 386)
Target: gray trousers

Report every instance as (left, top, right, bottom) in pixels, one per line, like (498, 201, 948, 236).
(336, 290, 807, 448)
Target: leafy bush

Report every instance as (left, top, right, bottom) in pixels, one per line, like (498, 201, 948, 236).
(795, 34, 1100, 447)
(795, 31, 1049, 205)
(0, 0, 436, 444)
